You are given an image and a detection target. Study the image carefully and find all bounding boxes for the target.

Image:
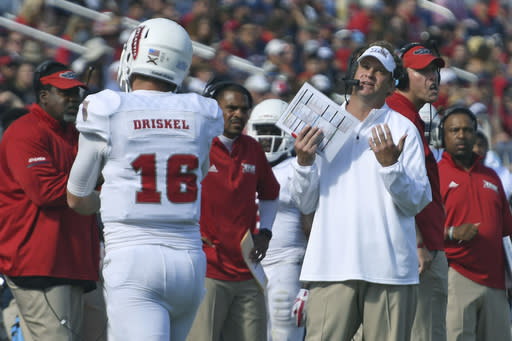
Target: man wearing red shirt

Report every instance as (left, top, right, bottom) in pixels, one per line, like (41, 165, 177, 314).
(386, 43, 448, 341)
(438, 107, 512, 340)
(187, 82, 279, 341)
(0, 61, 100, 341)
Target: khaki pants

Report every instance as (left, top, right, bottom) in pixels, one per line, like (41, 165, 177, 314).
(5, 277, 85, 341)
(3, 283, 106, 341)
(187, 277, 266, 341)
(305, 280, 417, 341)
(411, 250, 448, 341)
(446, 267, 512, 341)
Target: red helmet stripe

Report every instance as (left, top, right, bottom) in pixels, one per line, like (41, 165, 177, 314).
(131, 25, 145, 60)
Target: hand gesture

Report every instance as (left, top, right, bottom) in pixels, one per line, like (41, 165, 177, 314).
(368, 124, 407, 167)
(294, 125, 323, 166)
(453, 223, 479, 242)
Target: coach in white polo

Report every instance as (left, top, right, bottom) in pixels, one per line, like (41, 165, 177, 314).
(289, 41, 432, 341)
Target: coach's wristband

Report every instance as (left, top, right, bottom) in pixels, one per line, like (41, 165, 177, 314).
(449, 226, 454, 240)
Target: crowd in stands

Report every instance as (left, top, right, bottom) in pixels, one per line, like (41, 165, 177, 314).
(1, 0, 512, 163)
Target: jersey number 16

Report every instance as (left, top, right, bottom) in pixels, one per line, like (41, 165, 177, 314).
(131, 153, 198, 204)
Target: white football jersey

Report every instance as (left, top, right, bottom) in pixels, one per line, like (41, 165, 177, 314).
(262, 158, 307, 265)
(76, 89, 223, 226)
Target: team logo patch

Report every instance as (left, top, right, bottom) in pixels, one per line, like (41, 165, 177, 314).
(27, 156, 50, 168)
(483, 180, 498, 193)
(413, 48, 434, 56)
(242, 163, 256, 174)
(58, 71, 78, 79)
(368, 46, 389, 58)
(448, 181, 459, 188)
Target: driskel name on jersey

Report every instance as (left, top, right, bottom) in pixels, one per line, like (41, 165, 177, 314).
(133, 119, 190, 130)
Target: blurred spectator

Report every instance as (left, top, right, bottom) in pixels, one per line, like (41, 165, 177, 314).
(20, 40, 43, 65)
(263, 39, 288, 74)
(183, 59, 214, 95)
(473, 130, 512, 202)
(434, 67, 459, 111)
(333, 29, 358, 75)
(469, 102, 493, 145)
(180, 0, 209, 28)
(14, 0, 44, 27)
(54, 15, 92, 66)
(188, 14, 216, 45)
(238, 21, 267, 67)
(244, 74, 271, 105)
(465, 1, 504, 38)
(4, 32, 24, 55)
(10, 61, 35, 105)
(310, 73, 332, 95)
(0, 55, 20, 89)
(218, 20, 244, 57)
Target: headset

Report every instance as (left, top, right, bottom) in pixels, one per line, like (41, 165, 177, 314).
(396, 42, 441, 90)
(343, 45, 367, 94)
(438, 106, 478, 147)
(203, 80, 253, 108)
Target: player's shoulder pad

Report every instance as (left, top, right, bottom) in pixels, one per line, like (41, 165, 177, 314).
(182, 92, 223, 121)
(76, 89, 122, 141)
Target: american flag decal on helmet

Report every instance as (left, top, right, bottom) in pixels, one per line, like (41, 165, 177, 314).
(131, 25, 145, 60)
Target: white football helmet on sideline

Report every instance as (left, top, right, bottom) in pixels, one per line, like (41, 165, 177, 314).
(247, 99, 294, 164)
(117, 18, 193, 92)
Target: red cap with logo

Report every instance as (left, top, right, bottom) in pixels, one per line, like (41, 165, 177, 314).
(402, 45, 445, 70)
(39, 69, 88, 89)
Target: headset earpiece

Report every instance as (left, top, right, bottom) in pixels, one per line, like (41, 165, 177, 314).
(396, 42, 422, 90)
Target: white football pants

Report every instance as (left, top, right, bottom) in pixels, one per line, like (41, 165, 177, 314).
(264, 261, 305, 341)
(102, 244, 206, 341)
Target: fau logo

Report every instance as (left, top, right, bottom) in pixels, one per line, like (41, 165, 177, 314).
(241, 163, 256, 174)
(483, 180, 498, 193)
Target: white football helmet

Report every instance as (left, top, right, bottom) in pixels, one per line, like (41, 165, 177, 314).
(117, 18, 193, 92)
(247, 99, 294, 163)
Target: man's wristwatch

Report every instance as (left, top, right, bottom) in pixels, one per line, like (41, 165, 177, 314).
(259, 228, 272, 240)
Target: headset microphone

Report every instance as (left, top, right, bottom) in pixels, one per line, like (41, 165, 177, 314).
(344, 79, 360, 87)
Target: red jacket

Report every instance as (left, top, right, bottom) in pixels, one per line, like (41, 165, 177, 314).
(200, 135, 279, 281)
(387, 93, 445, 251)
(0, 104, 99, 280)
(439, 152, 512, 289)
